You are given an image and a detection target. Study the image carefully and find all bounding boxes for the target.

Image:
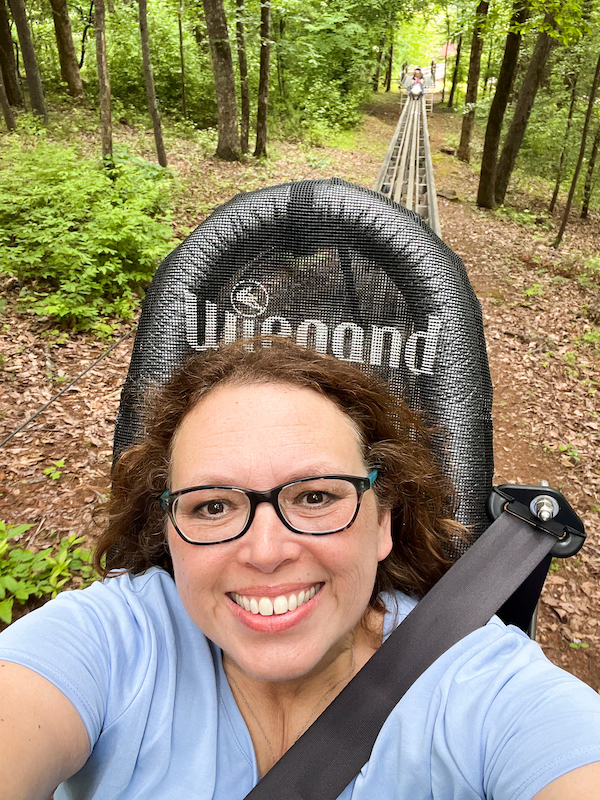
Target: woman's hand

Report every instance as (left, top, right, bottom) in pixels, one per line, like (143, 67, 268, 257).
(0, 661, 89, 800)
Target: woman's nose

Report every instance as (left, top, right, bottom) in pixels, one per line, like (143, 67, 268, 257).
(235, 501, 302, 572)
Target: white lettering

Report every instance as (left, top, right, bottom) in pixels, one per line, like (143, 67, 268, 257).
(369, 325, 404, 368)
(404, 316, 442, 375)
(186, 295, 218, 351)
(332, 322, 364, 362)
(261, 316, 293, 338)
(184, 295, 442, 376)
(296, 320, 328, 353)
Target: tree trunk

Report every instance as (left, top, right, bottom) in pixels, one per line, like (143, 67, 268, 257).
(235, 0, 249, 153)
(477, 0, 529, 208)
(48, 0, 84, 97)
(178, 0, 186, 117)
(276, 15, 285, 99)
(548, 73, 578, 213)
(554, 51, 600, 247)
(581, 121, 600, 219)
(7, 0, 46, 120)
(458, 0, 489, 162)
(94, 0, 112, 160)
(494, 19, 554, 206)
(580, 122, 600, 220)
(138, 0, 167, 167)
(254, 0, 270, 158)
(372, 34, 385, 91)
(202, 0, 240, 160)
(78, 0, 94, 69)
(447, 34, 462, 108)
(0, 0, 21, 105)
(482, 12, 494, 95)
(0, 59, 15, 128)
(384, 41, 393, 92)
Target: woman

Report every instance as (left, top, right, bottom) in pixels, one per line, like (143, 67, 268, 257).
(0, 339, 599, 799)
(406, 67, 425, 96)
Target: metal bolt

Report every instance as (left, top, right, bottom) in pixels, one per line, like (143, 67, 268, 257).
(531, 495, 558, 522)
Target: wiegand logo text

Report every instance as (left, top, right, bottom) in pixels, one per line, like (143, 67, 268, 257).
(184, 288, 441, 376)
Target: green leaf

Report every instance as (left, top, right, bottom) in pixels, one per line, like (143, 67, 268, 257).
(0, 597, 14, 625)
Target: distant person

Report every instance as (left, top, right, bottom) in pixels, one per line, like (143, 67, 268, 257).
(405, 67, 425, 97)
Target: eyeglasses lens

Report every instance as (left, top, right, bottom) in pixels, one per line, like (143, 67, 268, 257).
(174, 488, 250, 543)
(172, 478, 359, 543)
(279, 478, 358, 533)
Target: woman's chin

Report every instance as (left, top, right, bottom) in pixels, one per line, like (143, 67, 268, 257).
(226, 648, 325, 684)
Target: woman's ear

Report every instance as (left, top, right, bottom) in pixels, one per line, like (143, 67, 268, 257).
(377, 510, 393, 562)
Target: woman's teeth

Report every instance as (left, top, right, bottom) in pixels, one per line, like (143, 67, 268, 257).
(231, 584, 322, 616)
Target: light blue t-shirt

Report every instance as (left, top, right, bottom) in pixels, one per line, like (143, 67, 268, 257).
(1, 567, 599, 800)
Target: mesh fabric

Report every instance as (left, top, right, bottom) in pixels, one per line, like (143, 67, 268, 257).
(114, 178, 493, 545)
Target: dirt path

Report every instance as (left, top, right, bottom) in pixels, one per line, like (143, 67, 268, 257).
(1, 95, 599, 689)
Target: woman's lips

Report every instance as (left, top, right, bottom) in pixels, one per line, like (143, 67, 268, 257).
(227, 583, 324, 632)
(230, 583, 322, 616)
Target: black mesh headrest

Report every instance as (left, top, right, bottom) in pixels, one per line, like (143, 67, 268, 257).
(114, 178, 493, 541)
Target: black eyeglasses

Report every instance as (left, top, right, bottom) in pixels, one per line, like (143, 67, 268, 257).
(160, 471, 379, 545)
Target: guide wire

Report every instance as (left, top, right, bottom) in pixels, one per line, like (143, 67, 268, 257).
(0, 326, 137, 449)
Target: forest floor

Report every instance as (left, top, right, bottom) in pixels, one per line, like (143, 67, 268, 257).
(1, 91, 599, 690)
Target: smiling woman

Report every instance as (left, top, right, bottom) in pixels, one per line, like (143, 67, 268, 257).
(0, 338, 600, 799)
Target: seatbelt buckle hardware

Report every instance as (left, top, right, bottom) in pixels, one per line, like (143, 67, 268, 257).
(487, 485, 586, 558)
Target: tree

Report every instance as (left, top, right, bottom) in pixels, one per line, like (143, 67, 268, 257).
(0, 0, 21, 106)
(0, 56, 15, 128)
(581, 121, 600, 219)
(254, 0, 270, 158)
(202, 0, 240, 160)
(372, 35, 386, 91)
(178, 0, 187, 117)
(554, 50, 600, 247)
(494, 17, 556, 205)
(458, 0, 490, 162)
(548, 70, 579, 213)
(138, 0, 167, 167)
(384, 41, 393, 92)
(7, 0, 46, 120)
(48, 0, 85, 97)
(477, 0, 529, 208)
(235, 0, 249, 153)
(79, 0, 95, 69)
(95, 0, 112, 160)
(447, 34, 462, 108)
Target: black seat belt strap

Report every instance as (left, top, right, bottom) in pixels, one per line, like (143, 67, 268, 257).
(243, 501, 584, 800)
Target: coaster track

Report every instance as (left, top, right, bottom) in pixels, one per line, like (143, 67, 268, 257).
(374, 95, 441, 238)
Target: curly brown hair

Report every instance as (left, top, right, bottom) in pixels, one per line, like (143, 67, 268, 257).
(96, 338, 465, 602)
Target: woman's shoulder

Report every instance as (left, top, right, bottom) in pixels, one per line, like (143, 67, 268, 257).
(0, 567, 198, 660)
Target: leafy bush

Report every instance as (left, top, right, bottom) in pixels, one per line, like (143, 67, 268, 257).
(0, 521, 97, 625)
(0, 141, 175, 327)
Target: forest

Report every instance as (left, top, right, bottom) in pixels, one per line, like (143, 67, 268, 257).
(0, 0, 599, 327)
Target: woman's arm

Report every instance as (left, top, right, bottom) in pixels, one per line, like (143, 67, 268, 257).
(0, 661, 89, 800)
(533, 762, 600, 799)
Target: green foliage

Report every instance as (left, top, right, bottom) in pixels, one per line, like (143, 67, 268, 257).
(558, 442, 580, 462)
(0, 141, 175, 328)
(576, 329, 600, 350)
(578, 258, 600, 289)
(524, 283, 544, 297)
(43, 460, 66, 481)
(103, 0, 217, 126)
(0, 521, 97, 625)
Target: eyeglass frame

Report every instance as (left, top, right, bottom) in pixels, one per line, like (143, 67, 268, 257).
(160, 470, 379, 546)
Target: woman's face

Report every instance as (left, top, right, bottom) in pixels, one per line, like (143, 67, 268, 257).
(167, 382, 392, 683)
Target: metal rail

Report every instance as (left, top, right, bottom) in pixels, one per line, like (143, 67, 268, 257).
(374, 95, 441, 238)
